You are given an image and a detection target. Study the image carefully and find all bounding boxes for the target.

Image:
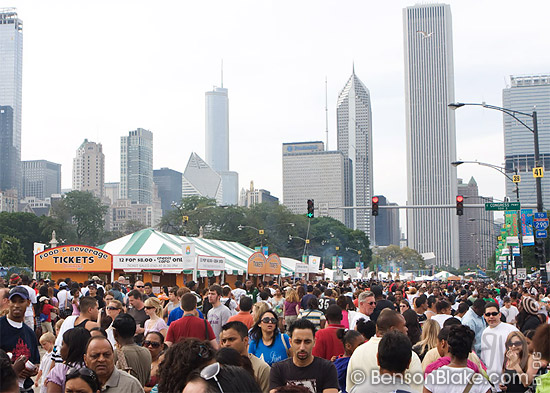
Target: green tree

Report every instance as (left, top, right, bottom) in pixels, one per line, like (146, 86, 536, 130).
(0, 212, 48, 264)
(48, 191, 108, 246)
(0, 235, 26, 267)
(373, 245, 425, 271)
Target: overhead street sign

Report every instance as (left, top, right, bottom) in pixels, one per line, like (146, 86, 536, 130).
(534, 220, 549, 230)
(485, 202, 521, 211)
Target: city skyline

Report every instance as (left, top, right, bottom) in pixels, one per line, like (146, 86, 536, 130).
(3, 1, 550, 232)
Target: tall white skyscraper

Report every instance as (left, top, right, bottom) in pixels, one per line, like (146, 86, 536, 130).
(120, 128, 153, 204)
(503, 75, 550, 208)
(404, 3, 459, 268)
(0, 9, 23, 194)
(336, 67, 374, 236)
(205, 85, 238, 205)
(73, 139, 105, 198)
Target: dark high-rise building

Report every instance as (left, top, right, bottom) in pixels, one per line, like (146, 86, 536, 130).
(153, 168, 183, 216)
(457, 177, 495, 268)
(373, 195, 400, 247)
(22, 160, 61, 199)
(0, 106, 18, 193)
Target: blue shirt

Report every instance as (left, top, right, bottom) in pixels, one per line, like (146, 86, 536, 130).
(461, 308, 486, 357)
(334, 356, 351, 393)
(248, 333, 290, 366)
(167, 306, 203, 326)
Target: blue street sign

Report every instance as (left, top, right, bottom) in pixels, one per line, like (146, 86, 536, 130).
(535, 212, 548, 219)
(536, 230, 548, 239)
(534, 220, 549, 230)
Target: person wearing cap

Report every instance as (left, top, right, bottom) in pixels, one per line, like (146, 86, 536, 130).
(516, 296, 542, 334)
(0, 286, 40, 392)
(87, 283, 106, 309)
(38, 296, 57, 334)
(500, 296, 519, 325)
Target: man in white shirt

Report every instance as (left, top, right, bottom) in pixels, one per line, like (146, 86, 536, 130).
(480, 302, 518, 390)
(231, 280, 247, 303)
(499, 296, 519, 324)
(349, 291, 375, 330)
(346, 309, 423, 393)
(20, 275, 37, 330)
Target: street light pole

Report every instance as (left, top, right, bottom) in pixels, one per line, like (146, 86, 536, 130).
(450, 102, 546, 286)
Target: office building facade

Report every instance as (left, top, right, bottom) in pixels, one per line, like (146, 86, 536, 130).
(120, 128, 153, 204)
(0, 9, 22, 194)
(182, 153, 223, 204)
(373, 195, 400, 247)
(404, 3, 460, 268)
(457, 178, 496, 268)
(503, 75, 550, 209)
(22, 160, 61, 199)
(73, 139, 105, 198)
(336, 68, 374, 235)
(153, 167, 183, 216)
(282, 141, 347, 225)
(239, 182, 279, 207)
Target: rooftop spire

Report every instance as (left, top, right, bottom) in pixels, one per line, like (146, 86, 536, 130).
(352, 61, 355, 75)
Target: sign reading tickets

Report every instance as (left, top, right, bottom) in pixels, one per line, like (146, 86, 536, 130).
(197, 255, 225, 271)
(265, 254, 282, 275)
(35, 246, 113, 272)
(114, 255, 187, 270)
(248, 252, 266, 275)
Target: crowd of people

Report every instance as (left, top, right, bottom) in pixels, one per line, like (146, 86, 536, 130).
(1, 273, 550, 393)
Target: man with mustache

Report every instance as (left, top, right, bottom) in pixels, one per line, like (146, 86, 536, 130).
(269, 319, 338, 393)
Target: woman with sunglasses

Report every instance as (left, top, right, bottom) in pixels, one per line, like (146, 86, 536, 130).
(248, 310, 291, 366)
(143, 297, 168, 337)
(97, 291, 115, 331)
(104, 300, 123, 347)
(500, 331, 544, 393)
(65, 367, 101, 393)
(45, 327, 91, 393)
(143, 332, 165, 393)
(399, 299, 411, 314)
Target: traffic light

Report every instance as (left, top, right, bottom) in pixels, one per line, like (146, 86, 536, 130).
(456, 195, 464, 216)
(307, 199, 314, 218)
(534, 239, 545, 260)
(372, 196, 379, 216)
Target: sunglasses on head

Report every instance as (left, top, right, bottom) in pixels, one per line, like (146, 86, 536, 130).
(261, 317, 277, 324)
(66, 367, 99, 390)
(143, 340, 161, 348)
(485, 311, 499, 317)
(200, 362, 224, 393)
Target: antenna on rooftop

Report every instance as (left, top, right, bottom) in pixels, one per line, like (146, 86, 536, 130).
(325, 76, 329, 150)
(221, 59, 224, 88)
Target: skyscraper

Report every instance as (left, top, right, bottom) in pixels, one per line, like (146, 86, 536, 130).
(282, 141, 347, 225)
(503, 75, 550, 208)
(120, 128, 153, 204)
(336, 67, 374, 235)
(73, 139, 105, 198)
(22, 160, 61, 199)
(205, 86, 238, 205)
(182, 153, 223, 204)
(0, 9, 23, 194)
(404, 3, 459, 268)
(153, 167, 183, 216)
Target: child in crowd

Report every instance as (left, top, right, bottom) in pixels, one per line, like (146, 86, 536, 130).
(35, 332, 55, 393)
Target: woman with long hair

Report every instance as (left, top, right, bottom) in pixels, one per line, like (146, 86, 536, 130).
(412, 319, 440, 361)
(143, 331, 165, 393)
(156, 338, 216, 393)
(283, 289, 300, 331)
(252, 301, 270, 325)
(500, 331, 545, 393)
(248, 310, 290, 366)
(45, 327, 91, 392)
(144, 297, 168, 337)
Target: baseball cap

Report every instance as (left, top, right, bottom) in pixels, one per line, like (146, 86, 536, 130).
(59, 282, 68, 288)
(187, 280, 196, 289)
(39, 296, 49, 302)
(91, 276, 100, 281)
(87, 283, 97, 289)
(9, 286, 30, 300)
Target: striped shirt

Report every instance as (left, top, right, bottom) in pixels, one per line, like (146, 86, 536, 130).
(297, 309, 325, 330)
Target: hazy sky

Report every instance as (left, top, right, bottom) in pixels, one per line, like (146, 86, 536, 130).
(4, 0, 550, 229)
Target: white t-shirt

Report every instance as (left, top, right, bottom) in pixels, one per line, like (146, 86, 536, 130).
(480, 322, 519, 385)
(349, 311, 370, 330)
(425, 366, 491, 393)
(21, 285, 37, 317)
(54, 315, 79, 348)
(231, 288, 246, 303)
(56, 289, 72, 309)
(431, 314, 453, 328)
(500, 306, 519, 324)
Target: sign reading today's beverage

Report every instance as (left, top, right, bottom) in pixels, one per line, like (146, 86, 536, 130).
(35, 246, 113, 272)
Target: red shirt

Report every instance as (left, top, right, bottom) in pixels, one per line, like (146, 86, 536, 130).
(312, 323, 345, 360)
(166, 314, 215, 344)
(41, 304, 55, 322)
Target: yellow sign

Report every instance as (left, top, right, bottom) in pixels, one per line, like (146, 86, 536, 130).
(35, 245, 113, 272)
(265, 254, 282, 275)
(247, 252, 266, 275)
(512, 175, 521, 183)
(533, 167, 544, 178)
(182, 216, 189, 223)
(258, 229, 265, 235)
(305, 239, 310, 244)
